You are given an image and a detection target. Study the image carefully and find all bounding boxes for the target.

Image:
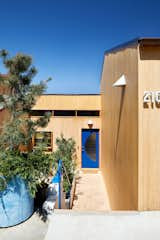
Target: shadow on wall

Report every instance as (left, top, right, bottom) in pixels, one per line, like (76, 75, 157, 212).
(102, 85, 130, 210)
(114, 87, 126, 161)
(140, 46, 160, 60)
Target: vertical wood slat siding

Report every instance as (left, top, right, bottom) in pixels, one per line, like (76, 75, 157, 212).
(31, 116, 101, 169)
(32, 95, 101, 111)
(32, 95, 101, 169)
(138, 45, 160, 210)
(101, 46, 139, 210)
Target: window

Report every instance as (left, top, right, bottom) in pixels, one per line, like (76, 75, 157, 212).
(85, 132, 96, 161)
(30, 110, 52, 116)
(54, 110, 76, 116)
(33, 131, 52, 151)
(77, 110, 100, 116)
(31, 110, 100, 117)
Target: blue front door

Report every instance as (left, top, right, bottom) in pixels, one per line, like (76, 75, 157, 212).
(82, 129, 99, 168)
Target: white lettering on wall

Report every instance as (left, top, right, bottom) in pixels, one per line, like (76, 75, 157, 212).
(143, 91, 160, 103)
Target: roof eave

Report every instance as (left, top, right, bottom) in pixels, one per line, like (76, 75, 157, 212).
(104, 37, 160, 55)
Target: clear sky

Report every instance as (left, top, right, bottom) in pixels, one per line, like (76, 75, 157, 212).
(0, 0, 160, 93)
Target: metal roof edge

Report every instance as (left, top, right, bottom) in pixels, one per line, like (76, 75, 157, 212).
(104, 37, 160, 55)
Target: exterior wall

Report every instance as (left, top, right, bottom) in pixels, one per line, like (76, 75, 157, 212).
(0, 109, 9, 131)
(32, 95, 101, 169)
(138, 45, 160, 210)
(0, 85, 9, 132)
(32, 116, 101, 168)
(101, 46, 138, 210)
(33, 95, 101, 110)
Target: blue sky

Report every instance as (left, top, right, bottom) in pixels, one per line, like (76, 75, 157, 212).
(0, 0, 160, 93)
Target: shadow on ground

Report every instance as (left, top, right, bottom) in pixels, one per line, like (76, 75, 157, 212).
(0, 210, 49, 240)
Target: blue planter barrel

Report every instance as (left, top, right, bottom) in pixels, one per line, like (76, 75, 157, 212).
(0, 176, 34, 227)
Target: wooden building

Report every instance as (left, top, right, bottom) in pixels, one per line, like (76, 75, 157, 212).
(1, 38, 160, 211)
(101, 38, 160, 210)
(31, 94, 101, 169)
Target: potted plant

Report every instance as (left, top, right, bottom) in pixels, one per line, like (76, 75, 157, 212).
(53, 134, 77, 208)
(0, 50, 54, 227)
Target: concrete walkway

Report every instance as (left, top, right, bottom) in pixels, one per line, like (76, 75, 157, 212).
(0, 212, 48, 240)
(72, 172, 110, 211)
(45, 210, 160, 240)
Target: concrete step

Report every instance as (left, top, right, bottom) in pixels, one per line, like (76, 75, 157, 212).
(79, 168, 101, 174)
(45, 210, 160, 240)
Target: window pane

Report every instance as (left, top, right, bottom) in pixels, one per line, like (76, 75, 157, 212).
(77, 111, 100, 116)
(34, 132, 52, 150)
(85, 132, 96, 161)
(54, 110, 76, 116)
(31, 110, 52, 116)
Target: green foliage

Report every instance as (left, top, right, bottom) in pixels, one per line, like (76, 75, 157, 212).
(0, 49, 53, 197)
(0, 50, 51, 150)
(53, 134, 76, 193)
(0, 148, 55, 197)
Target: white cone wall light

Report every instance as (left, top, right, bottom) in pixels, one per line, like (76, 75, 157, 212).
(112, 75, 127, 87)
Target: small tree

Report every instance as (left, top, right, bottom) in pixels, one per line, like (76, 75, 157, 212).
(0, 49, 54, 196)
(53, 134, 76, 193)
(0, 50, 51, 151)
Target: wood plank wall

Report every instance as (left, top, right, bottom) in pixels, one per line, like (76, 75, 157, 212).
(101, 45, 139, 210)
(32, 116, 101, 169)
(32, 95, 101, 169)
(33, 95, 101, 110)
(138, 45, 160, 210)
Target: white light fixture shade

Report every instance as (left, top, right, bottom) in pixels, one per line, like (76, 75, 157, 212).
(112, 75, 127, 87)
(87, 120, 93, 125)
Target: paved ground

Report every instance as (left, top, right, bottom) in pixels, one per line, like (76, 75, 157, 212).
(72, 173, 110, 211)
(1, 208, 160, 240)
(0, 211, 48, 240)
(45, 210, 160, 240)
(2, 174, 160, 240)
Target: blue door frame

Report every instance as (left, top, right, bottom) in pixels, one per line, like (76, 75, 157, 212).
(81, 129, 99, 168)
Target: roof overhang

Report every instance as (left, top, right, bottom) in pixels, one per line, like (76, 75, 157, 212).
(105, 37, 160, 55)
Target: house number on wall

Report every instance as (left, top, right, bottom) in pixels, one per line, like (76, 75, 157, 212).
(143, 91, 160, 103)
